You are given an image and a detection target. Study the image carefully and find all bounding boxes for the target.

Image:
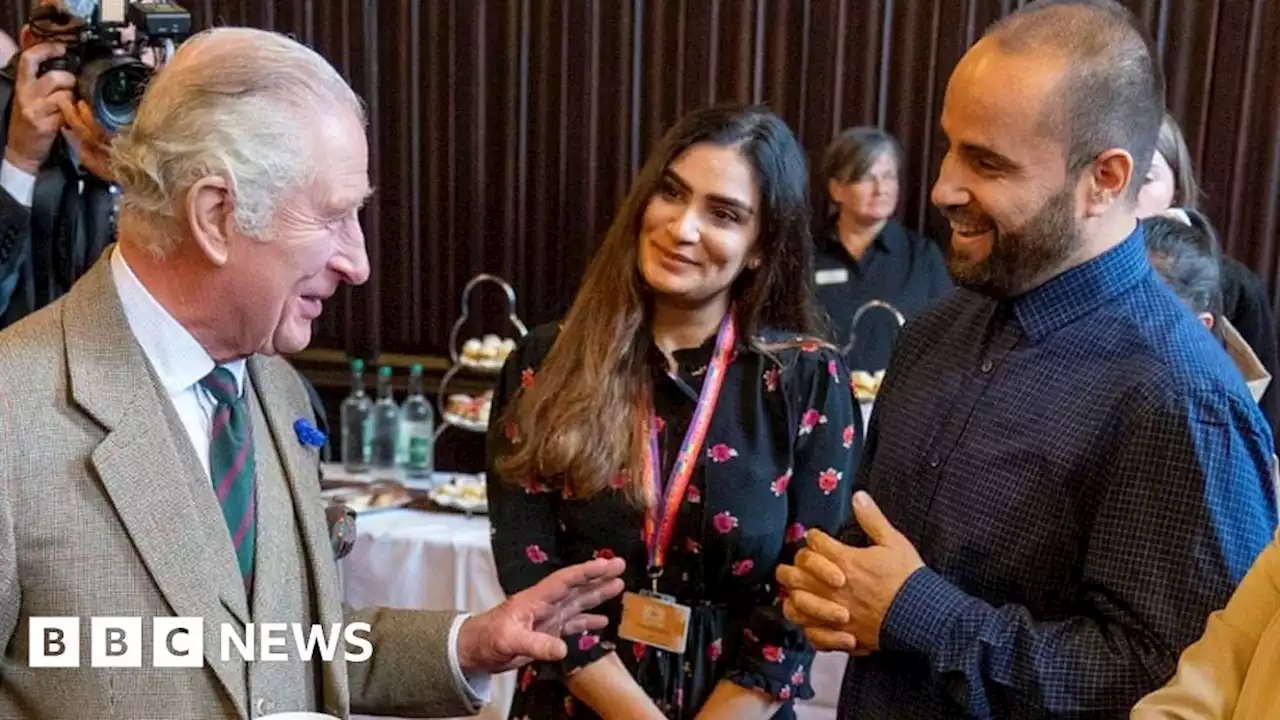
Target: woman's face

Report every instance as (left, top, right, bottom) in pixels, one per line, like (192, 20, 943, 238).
(829, 151, 899, 225)
(1136, 150, 1177, 218)
(637, 143, 762, 307)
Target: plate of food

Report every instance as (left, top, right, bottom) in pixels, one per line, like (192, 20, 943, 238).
(429, 475, 488, 514)
(460, 334, 516, 371)
(851, 370, 885, 401)
(444, 391, 492, 432)
(321, 481, 413, 515)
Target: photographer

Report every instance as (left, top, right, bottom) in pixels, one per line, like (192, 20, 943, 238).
(0, 1, 127, 329)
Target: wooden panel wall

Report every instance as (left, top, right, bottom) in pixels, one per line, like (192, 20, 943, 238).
(3, 0, 1277, 468)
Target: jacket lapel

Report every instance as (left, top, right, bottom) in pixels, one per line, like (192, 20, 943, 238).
(64, 254, 250, 719)
(248, 356, 351, 714)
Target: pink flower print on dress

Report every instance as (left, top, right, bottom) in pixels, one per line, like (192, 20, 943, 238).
(785, 522, 805, 543)
(708, 443, 739, 463)
(519, 667, 535, 691)
(525, 545, 549, 564)
(771, 469, 793, 497)
(712, 511, 739, 534)
(828, 359, 839, 378)
(708, 638, 723, 662)
(763, 367, 781, 392)
(798, 409, 827, 436)
(577, 633, 600, 652)
(763, 645, 786, 663)
(686, 485, 702, 504)
(779, 686, 793, 700)
(593, 548, 615, 560)
(818, 468, 842, 495)
(842, 424, 856, 448)
(732, 559, 755, 576)
(791, 668, 806, 686)
(632, 642, 646, 663)
(519, 368, 535, 389)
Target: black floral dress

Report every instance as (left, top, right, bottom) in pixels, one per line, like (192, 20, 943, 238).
(485, 323, 861, 719)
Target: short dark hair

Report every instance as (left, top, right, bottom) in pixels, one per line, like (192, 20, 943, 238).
(1143, 208, 1224, 335)
(821, 127, 904, 185)
(986, 0, 1164, 200)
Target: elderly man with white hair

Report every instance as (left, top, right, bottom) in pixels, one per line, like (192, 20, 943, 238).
(0, 26, 625, 720)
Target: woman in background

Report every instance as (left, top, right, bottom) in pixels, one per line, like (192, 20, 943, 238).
(811, 127, 950, 374)
(1135, 112, 1279, 446)
(485, 105, 857, 720)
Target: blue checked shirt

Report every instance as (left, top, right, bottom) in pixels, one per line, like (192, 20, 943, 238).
(839, 226, 1278, 718)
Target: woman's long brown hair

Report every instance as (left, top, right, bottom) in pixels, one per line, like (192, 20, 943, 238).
(497, 105, 825, 507)
(1156, 111, 1201, 210)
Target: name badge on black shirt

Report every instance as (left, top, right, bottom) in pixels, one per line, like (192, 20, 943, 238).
(815, 268, 850, 286)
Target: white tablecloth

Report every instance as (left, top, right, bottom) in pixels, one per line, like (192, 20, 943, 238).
(331, 467, 843, 720)
(340, 506, 516, 720)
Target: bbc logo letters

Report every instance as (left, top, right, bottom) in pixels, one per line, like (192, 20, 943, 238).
(29, 617, 372, 667)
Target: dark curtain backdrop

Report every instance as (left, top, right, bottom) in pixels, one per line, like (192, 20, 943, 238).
(3, 0, 1277, 466)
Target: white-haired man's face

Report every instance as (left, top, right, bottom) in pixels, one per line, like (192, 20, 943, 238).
(218, 109, 372, 356)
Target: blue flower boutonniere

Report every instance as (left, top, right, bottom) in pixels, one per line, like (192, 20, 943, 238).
(294, 418, 327, 449)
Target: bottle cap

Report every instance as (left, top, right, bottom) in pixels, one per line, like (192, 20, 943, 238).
(379, 366, 392, 377)
(351, 358, 364, 372)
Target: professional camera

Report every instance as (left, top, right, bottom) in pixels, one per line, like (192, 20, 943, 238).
(30, 0, 192, 134)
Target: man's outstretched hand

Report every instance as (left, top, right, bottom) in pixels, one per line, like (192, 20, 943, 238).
(456, 557, 626, 675)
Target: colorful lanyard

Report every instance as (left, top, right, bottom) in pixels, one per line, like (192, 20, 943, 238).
(640, 310, 737, 586)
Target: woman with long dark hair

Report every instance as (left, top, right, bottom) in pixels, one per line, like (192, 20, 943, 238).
(485, 105, 858, 719)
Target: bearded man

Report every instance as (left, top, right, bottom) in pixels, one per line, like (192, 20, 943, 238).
(775, 1, 1277, 717)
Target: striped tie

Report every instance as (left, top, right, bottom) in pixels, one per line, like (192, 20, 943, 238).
(201, 367, 256, 592)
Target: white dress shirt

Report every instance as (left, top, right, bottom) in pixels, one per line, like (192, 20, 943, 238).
(1, 158, 36, 208)
(1, 130, 85, 208)
(108, 247, 489, 704)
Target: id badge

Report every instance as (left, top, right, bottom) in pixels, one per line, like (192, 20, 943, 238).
(617, 590, 691, 654)
(814, 268, 850, 286)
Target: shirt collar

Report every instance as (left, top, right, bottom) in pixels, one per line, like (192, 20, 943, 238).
(817, 217, 900, 259)
(1013, 223, 1150, 344)
(109, 246, 247, 398)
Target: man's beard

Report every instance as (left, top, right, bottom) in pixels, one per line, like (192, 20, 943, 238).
(945, 187, 1079, 297)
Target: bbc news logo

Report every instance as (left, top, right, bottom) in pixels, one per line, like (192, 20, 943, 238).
(29, 618, 373, 668)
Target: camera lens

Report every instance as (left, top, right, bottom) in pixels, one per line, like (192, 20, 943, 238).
(78, 57, 151, 135)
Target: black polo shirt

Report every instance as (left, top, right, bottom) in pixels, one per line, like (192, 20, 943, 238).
(812, 217, 952, 372)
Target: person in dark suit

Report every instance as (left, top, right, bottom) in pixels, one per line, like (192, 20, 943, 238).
(0, 1, 127, 330)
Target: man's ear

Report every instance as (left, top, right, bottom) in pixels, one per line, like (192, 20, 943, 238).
(185, 176, 235, 265)
(1081, 149, 1135, 218)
